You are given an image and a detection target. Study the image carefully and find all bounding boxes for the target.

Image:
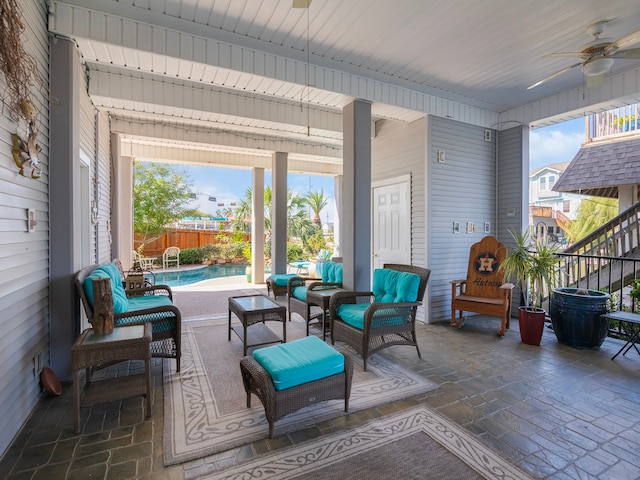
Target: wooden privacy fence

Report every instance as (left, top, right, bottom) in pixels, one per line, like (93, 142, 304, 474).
(134, 230, 251, 257)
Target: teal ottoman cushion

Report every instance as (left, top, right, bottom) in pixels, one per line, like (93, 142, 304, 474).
(267, 273, 297, 286)
(253, 336, 344, 391)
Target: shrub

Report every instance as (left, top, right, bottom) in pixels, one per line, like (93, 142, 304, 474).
(179, 247, 207, 265)
(304, 228, 327, 255)
(287, 242, 304, 261)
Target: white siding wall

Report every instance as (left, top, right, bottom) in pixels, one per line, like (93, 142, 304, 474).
(497, 126, 528, 313)
(371, 118, 427, 319)
(96, 112, 112, 263)
(80, 83, 97, 261)
(80, 92, 112, 264)
(0, 0, 50, 458)
(428, 117, 497, 321)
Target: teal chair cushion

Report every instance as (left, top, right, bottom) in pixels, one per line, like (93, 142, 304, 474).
(292, 285, 308, 301)
(267, 273, 297, 286)
(321, 261, 343, 284)
(127, 295, 173, 311)
(372, 269, 420, 303)
(253, 336, 344, 391)
(83, 263, 129, 314)
(336, 304, 369, 330)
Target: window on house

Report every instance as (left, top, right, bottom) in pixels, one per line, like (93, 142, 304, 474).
(540, 177, 546, 190)
(563, 200, 570, 212)
(549, 175, 555, 189)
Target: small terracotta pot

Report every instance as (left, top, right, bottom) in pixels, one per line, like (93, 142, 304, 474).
(518, 306, 546, 346)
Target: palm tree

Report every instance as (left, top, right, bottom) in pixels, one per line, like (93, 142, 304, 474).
(306, 189, 329, 227)
(232, 186, 314, 239)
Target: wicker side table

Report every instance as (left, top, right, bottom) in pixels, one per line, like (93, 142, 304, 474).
(71, 323, 152, 433)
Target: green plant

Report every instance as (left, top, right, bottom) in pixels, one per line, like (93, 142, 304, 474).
(242, 242, 252, 263)
(499, 229, 561, 310)
(304, 228, 327, 255)
(287, 243, 304, 261)
(631, 280, 640, 309)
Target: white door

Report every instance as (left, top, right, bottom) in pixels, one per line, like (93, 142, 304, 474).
(372, 176, 411, 269)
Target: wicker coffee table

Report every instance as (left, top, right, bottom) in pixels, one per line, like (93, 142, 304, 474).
(71, 323, 152, 433)
(228, 294, 287, 355)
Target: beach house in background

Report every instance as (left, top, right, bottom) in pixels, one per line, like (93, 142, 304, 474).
(532, 103, 640, 246)
(529, 162, 581, 245)
(554, 103, 640, 211)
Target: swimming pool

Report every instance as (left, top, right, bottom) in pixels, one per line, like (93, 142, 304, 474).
(153, 264, 248, 287)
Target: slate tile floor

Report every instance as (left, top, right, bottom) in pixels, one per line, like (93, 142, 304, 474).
(1, 314, 640, 479)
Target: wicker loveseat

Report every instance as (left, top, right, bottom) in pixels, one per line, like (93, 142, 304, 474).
(74, 261, 182, 372)
(288, 260, 343, 332)
(329, 264, 430, 371)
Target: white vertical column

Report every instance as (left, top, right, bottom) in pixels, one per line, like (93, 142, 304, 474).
(272, 152, 288, 274)
(333, 175, 342, 258)
(112, 134, 134, 269)
(342, 100, 372, 291)
(252, 167, 265, 284)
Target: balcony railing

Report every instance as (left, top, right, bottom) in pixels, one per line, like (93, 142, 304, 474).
(588, 103, 640, 141)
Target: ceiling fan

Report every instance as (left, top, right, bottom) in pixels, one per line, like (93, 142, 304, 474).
(528, 20, 640, 90)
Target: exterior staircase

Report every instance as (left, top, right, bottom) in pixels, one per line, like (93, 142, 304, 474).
(552, 210, 572, 233)
(557, 202, 640, 300)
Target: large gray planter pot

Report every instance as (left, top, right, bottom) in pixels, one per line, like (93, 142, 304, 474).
(549, 288, 610, 349)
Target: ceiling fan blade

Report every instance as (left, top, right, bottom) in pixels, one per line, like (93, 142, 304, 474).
(612, 47, 640, 59)
(527, 63, 582, 90)
(292, 0, 312, 7)
(612, 28, 640, 49)
(586, 74, 604, 88)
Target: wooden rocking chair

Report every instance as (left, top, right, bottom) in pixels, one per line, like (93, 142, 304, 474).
(450, 236, 514, 336)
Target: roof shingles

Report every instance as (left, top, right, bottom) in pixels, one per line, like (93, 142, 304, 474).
(552, 137, 640, 198)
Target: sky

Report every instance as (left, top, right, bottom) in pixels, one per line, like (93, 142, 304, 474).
(176, 117, 585, 223)
(182, 165, 336, 222)
(529, 117, 584, 170)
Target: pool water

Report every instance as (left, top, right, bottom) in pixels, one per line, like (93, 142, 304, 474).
(153, 264, 248, 287)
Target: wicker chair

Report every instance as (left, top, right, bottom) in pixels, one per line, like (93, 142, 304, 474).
(74, 262, 182, 372)
(329, 264, 430, 371)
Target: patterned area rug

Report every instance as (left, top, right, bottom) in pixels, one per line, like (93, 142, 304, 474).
(163, 316, 438, 466)
(201, 405, 536, 480)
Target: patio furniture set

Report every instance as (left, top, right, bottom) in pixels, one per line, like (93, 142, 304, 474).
(236, 262, 430, 434)
(132, 246, 181, 270)
(72, 259, 431, 437)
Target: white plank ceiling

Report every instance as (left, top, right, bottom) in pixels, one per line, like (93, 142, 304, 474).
(50, 0, 640, 172)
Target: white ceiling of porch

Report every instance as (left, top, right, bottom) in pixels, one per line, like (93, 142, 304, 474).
(50, 0, 640, 173)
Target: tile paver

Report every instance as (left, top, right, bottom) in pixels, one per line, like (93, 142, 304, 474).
(2, 295, 640, 480)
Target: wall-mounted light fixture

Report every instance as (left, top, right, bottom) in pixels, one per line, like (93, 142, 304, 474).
(27, 208, 37, 232)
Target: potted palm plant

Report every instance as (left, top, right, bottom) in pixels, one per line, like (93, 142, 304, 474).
(499, 229, 561, 345)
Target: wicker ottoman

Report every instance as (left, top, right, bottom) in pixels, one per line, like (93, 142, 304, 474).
(240, 336, 353, 437)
